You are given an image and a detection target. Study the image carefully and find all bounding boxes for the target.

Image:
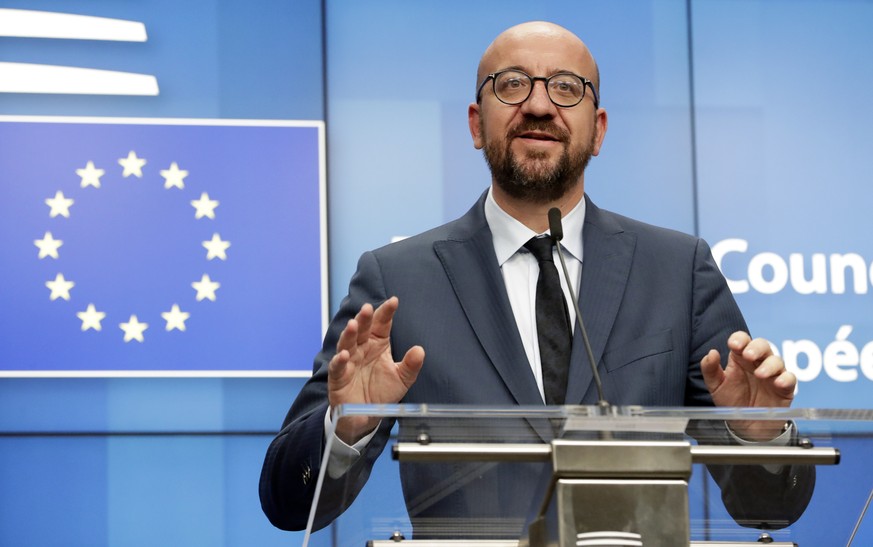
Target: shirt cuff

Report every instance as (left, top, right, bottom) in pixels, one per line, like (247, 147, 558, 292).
(727, 421, 794, 474)
(323, 406, 380, 479)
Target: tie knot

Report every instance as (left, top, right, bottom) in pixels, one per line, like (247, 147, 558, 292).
(524, 236, 555, 263)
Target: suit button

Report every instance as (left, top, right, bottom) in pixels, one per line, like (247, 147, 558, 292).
(302, 463, 312, 485)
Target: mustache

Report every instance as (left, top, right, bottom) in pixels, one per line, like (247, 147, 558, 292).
(507, 119, 569, 142)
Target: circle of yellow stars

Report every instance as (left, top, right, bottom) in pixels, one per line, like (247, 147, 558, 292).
(34, 151, 230, 343)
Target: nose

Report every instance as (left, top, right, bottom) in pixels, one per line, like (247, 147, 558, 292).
(520, 79, 557, 117)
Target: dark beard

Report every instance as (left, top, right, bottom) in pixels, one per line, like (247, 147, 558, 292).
(483, 119, 593, 204)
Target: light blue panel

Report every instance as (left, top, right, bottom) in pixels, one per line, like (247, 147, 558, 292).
(107, 436, 224, 546)
(0, 379, 108, 431)
(223, 435, 308, 546)
(692, 0, 873, 407)
(222, 378, 309, 431)
(215, 0, 324, 120)
(328, 100, 444, 308)
(0, 378, 305, 432)
(0, 437, 108, 547)
(0, 434, 311, 547)
(439, 98, 495, 223)
(578, 0, 695, 234)
(107, 379, 224, 430)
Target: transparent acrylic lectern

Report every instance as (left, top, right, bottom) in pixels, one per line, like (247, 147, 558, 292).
(303, 406, 873, 547)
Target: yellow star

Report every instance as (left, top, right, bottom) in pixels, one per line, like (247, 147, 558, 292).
(76, 161, 105, 188)
(34, 231, 63, 259)
(118, 151, 147, 178)
(161, 304, 191, 331)
(202, 233, 231, 260)
(160, 162, 188, 190)
(119, 315, 148, 343)
(191, 192, 219, 219)
(77, 304, 106, 331)
(192, 274, 220, 302)
(45, 190, 75, 218)
(46, 273, 75, 301)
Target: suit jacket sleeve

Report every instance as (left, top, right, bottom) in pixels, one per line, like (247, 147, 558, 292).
(684, 239, 815, 528)
(684, 237, 746, 405)
(259, 250, 396, 531)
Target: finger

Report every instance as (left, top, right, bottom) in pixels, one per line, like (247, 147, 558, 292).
(370, 296, 400, 339)
(726, 331, 760, 373)
(335, 318, 360, 355)
(327, 348, 351, 380)
(741, 337, 776, 364)
(727, 331, 753, 356)
(700, 349, 725, 395)
(772, 370, 797, 399)
(753, 354, 786, 379)
(353, 303, 375, 346)
(753, 369, 796, 405)
(398, 345, 426, 387)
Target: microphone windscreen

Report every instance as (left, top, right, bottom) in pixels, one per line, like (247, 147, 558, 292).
(548, 207, 564, 241)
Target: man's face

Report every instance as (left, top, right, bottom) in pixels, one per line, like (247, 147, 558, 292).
(470, 29, 605, 204)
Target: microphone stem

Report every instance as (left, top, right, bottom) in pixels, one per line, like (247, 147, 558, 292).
(554, 242, 609, 409)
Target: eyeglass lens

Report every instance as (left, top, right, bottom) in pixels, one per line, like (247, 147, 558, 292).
(494, 71, 586, 107)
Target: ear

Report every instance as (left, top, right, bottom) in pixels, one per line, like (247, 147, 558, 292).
(591, 107, 608, 156)
(468, 102, 484, 150)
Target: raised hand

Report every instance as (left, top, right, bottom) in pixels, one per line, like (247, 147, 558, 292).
(700, 331, 796, 441)
(328, 297, 425, 444)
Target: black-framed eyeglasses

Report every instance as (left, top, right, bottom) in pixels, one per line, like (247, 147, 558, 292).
(476, 69, 599, 109)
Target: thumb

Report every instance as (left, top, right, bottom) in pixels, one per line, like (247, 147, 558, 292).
(700, 349, 725, 395)
(398, 345, 425, 388)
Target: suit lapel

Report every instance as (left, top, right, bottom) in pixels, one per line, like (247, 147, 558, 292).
(433, 222, 544, 407)
(434, 213, 557, 443)
(434, 235, 543, 405)
(564, 197, 636, 404)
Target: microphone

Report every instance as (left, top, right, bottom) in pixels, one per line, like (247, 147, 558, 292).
(548, 207, 610, 412)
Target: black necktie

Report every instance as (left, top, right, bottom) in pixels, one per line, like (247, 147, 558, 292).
(524, 236, 572, 405)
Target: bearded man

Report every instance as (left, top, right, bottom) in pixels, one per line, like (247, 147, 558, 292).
(260, 21, 812, 538)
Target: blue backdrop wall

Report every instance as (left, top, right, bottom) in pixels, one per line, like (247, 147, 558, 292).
(1, 0, 871, 545)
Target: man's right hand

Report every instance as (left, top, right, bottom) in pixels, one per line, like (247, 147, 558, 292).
(328, 296, 425, 445)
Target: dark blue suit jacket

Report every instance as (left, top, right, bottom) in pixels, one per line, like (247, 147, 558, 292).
(260, 192, 812, 536)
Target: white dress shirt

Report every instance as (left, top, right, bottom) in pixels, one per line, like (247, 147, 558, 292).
(483, 187, 585, 403)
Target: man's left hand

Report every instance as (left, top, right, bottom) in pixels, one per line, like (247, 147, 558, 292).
(700, 331, 796, 441)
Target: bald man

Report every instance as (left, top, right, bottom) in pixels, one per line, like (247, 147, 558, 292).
(260, 21, 812, 537)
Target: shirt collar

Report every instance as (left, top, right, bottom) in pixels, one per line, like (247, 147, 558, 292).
(484, 186, 586, 266)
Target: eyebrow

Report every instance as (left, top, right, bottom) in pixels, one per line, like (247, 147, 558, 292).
(494, 65, 580, 77)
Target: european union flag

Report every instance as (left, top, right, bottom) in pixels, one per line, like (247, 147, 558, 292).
(0, 117, 325, 376)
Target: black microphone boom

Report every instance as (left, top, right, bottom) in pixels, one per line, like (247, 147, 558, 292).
(548, 207, 610, 411)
